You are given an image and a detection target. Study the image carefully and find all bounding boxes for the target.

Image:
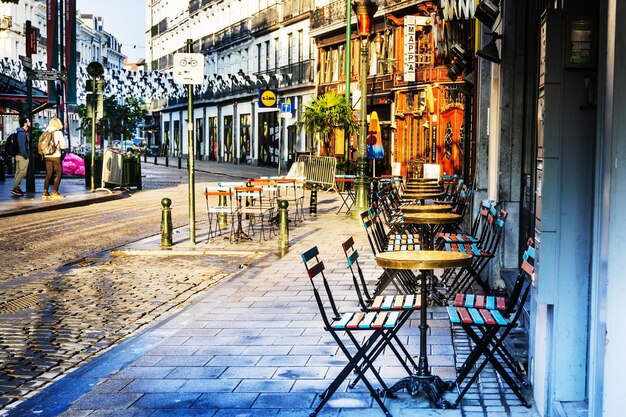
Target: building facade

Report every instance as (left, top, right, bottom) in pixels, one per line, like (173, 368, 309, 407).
(147, 0, 315, 167)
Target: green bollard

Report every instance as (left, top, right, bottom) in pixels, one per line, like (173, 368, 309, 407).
(278, 200, 289, 249)
(161, 197, 172, 247)
(218, 194, 228, 227)
(309, 184, 318, 215)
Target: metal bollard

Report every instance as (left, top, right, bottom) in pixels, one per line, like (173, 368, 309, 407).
(161, 197, 172, 247)
(278, 200, 289, 249)
(218, 193, 228, 227)
(309, 184, 318, 215)
(154, 155, 158, 165)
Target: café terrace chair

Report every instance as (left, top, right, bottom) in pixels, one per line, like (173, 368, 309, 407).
(204, 185, 236, 241)
(436, 200, 493, 250)
(340, 236, 421, 389)
(446, 243, 535, 408)
(301, 245, 406, 417)
(360, 207, 420, 295)
(233, 186, 274, 242)
(449, 240, 535, 389)
(442, 206, 508, 296)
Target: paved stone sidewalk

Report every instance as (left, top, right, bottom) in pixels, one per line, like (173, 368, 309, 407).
(5, 193, 538, 417)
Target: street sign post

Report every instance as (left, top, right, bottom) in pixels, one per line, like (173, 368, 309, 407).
(173, 53, 205, 85)
(31, 70, 67, 81)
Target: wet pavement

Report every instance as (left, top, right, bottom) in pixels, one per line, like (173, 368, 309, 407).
(0, 159, 538, 417)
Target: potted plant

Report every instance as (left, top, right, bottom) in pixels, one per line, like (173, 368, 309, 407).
(299, 91, 358, 157)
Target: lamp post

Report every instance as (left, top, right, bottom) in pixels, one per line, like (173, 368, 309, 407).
(350, 0, 378, 220)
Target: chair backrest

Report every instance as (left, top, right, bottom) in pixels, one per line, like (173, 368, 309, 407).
(204, 186, 234, 210)
(250, 180, 278, 205)
(360, 208, 388, 255)
(501, 240, 535, 327)
(234, 186, 265, 209)
(301, 246, 340, 325)
(342, 237, 373, 310)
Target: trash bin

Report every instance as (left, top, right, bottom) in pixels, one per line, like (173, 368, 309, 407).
(84, 156, 103, 188)
(122, 155, 142, 190)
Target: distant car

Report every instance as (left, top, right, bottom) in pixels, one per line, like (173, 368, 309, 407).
(132, 138, 147, 152)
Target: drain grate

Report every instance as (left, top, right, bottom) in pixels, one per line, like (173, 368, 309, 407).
(0, 292, 43, 315)
(65, 258, 99, 268)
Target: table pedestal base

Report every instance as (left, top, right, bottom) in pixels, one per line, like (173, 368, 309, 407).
(389, 374, 454, 409)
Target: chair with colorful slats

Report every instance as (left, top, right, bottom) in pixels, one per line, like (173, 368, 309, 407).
(436, 200, 492, 249)
(442, 207, 508, 296)
(341, 236, 421, 388)
(360, 208, 420, 295)
(445, 243, 535, 408)
(448, 244, 535, 388)
(302, 246, 415, 417)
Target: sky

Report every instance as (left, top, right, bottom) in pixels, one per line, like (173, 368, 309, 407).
(76, 0, 146, 63)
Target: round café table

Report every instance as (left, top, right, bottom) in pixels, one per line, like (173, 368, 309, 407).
(402, 212, 464, 304)
(400, 204, 452, 214)
(405, 187, 442, 194)
(402, 191, 443, 201)
(376, 250, 472, 408)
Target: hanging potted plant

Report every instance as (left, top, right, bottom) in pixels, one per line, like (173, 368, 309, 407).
(299, 91, 358, 157)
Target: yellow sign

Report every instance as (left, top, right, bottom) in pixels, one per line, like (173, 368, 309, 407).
(259, 89, 278, 108)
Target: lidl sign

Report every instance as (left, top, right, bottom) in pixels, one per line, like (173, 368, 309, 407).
(259, 89, 278, 108)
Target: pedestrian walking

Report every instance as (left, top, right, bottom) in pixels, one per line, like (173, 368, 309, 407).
(11, 117, 31, 197)
(42, 117, 67, 199)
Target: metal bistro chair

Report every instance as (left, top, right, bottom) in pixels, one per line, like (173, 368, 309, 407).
(442, 207, 508, 296)
(233, 186, 274, 242)
(360, 207, 421, 295)
(341, 236, 421, 381)
(204, 185, 236, 241)
(302, 246, 409, 417)
(446, 243, 535, 408)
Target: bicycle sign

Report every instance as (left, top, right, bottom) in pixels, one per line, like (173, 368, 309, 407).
(173, 53, 205, 84)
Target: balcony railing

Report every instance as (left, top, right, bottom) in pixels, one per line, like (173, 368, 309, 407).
(311, 0, 346, 30)
(283, 0, 314, 20)
(213, 19, 250, 50)
(255, 59, 314, 88)
(251, 4, 280, 33)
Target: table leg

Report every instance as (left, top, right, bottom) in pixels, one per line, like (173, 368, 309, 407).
(423, 224, 446, 306)
(233, 213, 251, 243)
(387, 269, 454, 408)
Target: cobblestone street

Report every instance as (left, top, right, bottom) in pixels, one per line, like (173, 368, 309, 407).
(0, 163, 270, 410)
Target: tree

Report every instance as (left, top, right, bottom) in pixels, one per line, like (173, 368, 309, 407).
(299, 91, 357, 156)
(77, 96, 145, 145)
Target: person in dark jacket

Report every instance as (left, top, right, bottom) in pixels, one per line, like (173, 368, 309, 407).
(11, 117, 30, 197)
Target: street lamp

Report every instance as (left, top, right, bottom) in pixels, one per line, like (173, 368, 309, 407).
(350, 0, 378, 220)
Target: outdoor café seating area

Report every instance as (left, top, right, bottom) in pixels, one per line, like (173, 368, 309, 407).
(297, 173, 532, 414)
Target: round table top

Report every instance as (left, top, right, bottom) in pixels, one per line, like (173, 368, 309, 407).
(402, 212, 463, 225)
(402, 192, 444, 200)
(376, 250, 472, 270)
(400, 204, 453, 214)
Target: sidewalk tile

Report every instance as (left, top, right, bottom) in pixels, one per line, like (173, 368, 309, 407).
(122, 379, 187, 393)
(70, 393, 142, 410)
(133, 392, 200, 409)
(166, 367, 226, 379)
(252, 392, 316, 408)
(235, 379, 294, 393)
(178, 378, 240, 393)
(192, 392, 258, 408)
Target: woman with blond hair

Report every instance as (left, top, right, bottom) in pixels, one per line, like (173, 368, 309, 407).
(42, 117, 67, 199)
